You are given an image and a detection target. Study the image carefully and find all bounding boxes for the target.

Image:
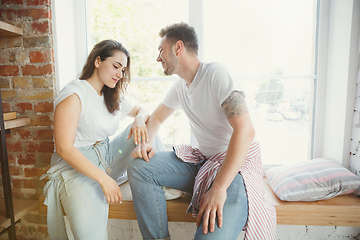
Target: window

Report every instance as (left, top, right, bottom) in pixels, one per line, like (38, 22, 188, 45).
(85, 0, 318, 165)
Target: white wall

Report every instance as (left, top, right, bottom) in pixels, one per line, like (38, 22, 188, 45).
(104, 220, 360, 240)
(349, 0, 360, 181)
(51, 0, 88, 92)
(321, 0, 359, 168)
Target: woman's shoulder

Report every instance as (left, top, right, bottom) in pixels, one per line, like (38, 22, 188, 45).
(62, 79, 88, 91)
(60, 79, 93, 95)
(55, 79, 87, 107)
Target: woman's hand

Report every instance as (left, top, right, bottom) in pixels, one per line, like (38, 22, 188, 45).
(196, 187, 227, 234)
(127, 116, 149, 145)
(98, 175, 123, 204)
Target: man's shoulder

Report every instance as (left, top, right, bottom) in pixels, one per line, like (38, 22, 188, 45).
(202, 62, 231, 76)
(203, 62, 227, 69)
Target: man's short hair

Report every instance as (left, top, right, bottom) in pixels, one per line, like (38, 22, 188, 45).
(159, 22, 198, 55)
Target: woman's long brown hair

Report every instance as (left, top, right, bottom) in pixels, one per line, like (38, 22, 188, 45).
(79, 40, 131, 114)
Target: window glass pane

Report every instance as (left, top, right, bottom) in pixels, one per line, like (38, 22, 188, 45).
(203, 0, 316, 75)
(204, 0, 316, 165)
(248, 78, 313, 165)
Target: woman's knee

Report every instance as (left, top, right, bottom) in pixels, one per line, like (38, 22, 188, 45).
(60, 185, 109, 239)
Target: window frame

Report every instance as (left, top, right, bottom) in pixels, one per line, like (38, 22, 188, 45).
(52, 0, 360, 167)
(312, 0, 359, 169)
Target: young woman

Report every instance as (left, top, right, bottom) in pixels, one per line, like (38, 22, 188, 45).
(42, 40, 164, 240)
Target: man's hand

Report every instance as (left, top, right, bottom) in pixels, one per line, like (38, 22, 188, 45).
(196, 187, 227, 234)
(131, 143, 156, 162)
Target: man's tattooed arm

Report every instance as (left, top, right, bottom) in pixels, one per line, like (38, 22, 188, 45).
(221, 91, 248, 118)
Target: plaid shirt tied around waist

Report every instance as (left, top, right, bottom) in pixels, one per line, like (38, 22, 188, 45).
(173, 141, 276, 240)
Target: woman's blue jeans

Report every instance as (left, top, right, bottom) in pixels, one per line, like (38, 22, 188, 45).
(127, 151, 248, 240)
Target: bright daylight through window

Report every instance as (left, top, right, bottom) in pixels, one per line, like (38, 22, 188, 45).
(86, 0, 317, 166)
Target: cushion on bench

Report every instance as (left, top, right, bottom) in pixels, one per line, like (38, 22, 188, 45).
(265, 158, 360, 201)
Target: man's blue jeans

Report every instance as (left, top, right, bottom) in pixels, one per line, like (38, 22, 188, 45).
(127, 151, 248, 240)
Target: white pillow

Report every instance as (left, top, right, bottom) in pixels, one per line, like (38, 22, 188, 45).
(265, 158, 360, 201)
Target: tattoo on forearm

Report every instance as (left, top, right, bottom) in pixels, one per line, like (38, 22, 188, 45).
(221, 91, 248, 118)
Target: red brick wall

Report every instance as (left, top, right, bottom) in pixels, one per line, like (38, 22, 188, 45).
(0, 0, 54, 238)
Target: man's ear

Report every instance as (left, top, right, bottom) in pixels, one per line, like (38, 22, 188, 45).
(174, 40, 184, 56)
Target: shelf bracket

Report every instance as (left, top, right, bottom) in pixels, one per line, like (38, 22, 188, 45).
(0, 91, 16, 239)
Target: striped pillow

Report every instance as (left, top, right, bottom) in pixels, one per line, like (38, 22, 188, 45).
(265, 158, 360, 201)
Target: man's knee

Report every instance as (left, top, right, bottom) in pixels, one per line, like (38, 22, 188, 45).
(127, 158, 145, 179)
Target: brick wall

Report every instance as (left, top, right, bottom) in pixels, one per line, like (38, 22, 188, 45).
(0, 0, 54, 239)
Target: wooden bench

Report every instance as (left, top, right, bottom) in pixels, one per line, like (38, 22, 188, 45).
(38, 178, 360, 227)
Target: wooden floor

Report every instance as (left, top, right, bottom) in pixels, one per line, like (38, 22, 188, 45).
(38, 178, 360, 227)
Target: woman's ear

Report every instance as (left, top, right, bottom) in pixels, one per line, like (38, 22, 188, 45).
(94, 56, 101, 68)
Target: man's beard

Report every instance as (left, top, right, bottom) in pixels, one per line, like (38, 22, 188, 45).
(164, 55, 177, 76)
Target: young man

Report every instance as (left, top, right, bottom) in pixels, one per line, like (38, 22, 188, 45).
(128, 22, 276, 240)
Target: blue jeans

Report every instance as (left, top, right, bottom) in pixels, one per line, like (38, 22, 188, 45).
(127, 151, 248, 240)
(43, 124, 147, 240)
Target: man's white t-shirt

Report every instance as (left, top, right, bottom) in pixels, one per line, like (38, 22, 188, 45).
(162, 62, 254, 157)
(55, 79, 135, 148)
